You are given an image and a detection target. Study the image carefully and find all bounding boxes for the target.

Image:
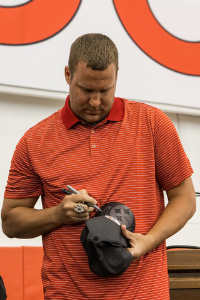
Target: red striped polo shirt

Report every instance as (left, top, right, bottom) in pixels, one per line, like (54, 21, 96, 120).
(5, 97, 193, 300)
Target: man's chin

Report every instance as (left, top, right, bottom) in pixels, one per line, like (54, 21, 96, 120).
(86, 118, 101, 124)
(82, 114, 104, 123)
(83, 115, 104, 124)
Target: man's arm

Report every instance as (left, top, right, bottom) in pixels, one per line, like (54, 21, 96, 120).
(1, 191, 97, 239)
(121, 176, 196, 260)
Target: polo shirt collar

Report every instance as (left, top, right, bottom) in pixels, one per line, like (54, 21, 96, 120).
(61, 95, 124, 129)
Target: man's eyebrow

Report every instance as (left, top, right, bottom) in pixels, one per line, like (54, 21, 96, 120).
(78, 84, 115, 92)
(78, 84, 93, 92)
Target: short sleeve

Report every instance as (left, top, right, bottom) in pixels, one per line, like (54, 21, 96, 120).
(153, 109, 193, 190)
(4, 134, 43, 199)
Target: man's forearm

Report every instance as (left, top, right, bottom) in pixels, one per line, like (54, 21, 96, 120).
(145, 194, 196, 252)
(122, 177, 196, 260)
(2, 205, 62, 239)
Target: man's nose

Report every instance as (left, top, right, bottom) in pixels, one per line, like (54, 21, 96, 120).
(88, 92, 101, 108)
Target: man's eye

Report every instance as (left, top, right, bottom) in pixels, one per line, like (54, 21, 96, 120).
(82, 88, 92, 92)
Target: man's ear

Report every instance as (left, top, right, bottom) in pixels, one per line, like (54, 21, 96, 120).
(116, 67, 119, 79)
(65, 66, 71, 84)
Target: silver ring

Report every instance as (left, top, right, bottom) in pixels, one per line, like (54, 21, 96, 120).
(74, 203, 85, 213)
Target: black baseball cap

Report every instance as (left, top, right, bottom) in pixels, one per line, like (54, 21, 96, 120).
(80, 202, 135, 276)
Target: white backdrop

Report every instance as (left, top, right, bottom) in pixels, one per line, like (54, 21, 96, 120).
(0, 0, 200, 108)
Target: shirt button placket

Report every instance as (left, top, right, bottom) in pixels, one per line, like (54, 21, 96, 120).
(90, 128, 97, 156)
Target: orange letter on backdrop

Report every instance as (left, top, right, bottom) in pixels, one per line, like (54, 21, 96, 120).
(0, 0, 81, 45)
(1, 0, 200, 75)
(113, 0, 200, 75)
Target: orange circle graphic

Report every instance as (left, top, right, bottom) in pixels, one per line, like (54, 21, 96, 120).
(113, 0, 200, 76)
(0, 0, 81, 45)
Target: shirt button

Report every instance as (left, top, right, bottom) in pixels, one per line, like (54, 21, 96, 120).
(92, 144, 96, 148)
(91, 129, 95, 133)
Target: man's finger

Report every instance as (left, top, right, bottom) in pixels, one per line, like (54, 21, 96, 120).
(121, 224, 132, 239)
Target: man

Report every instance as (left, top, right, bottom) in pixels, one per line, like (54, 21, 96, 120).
(1, 33, 196, 299)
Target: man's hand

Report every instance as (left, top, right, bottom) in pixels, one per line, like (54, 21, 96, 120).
(56, 189, 97, 225)
(121, 225, 152, 261)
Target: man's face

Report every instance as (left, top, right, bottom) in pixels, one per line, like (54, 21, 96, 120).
(65, 61, 118, 123)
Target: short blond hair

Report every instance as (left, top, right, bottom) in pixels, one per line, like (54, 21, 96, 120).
(68, 33, 118, 78)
